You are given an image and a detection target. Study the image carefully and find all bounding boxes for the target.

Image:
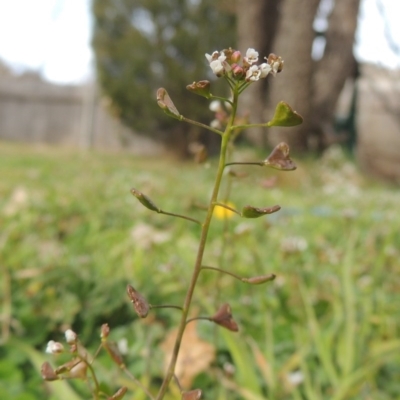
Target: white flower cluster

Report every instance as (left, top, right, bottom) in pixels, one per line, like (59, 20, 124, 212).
(205, 48, 283, 82)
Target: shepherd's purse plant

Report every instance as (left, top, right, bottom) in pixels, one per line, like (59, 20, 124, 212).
(41, 47, 303, 400)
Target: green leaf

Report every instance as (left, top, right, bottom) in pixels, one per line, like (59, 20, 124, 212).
(267, 101, 303, 127)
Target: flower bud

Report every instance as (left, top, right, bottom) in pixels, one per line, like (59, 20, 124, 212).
(45, 340, 64, 354)
(210, 303, 239, 332)
(186, 80, 211, 99)
(127, 284, 150, 318)
(65, 329, 77, 344)
(231, 64, 244, 79)
(231, 50, 241, 63)
(101, 323, 110, 340)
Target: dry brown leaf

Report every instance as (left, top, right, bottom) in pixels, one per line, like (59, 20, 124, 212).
(161, 322, 215, 388)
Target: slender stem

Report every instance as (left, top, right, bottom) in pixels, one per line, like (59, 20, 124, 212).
(186, 316, 212, 325)
(77, 355, 100, 397)
(121, 367, 155, 400)
(150, 304, 183, 311)
(232, 122, 270, 130)
(181, 116, 223, 135)
(173, 375, 183, 392)
(201, 265, 243, 282)
(213, 201, 241, 215)
(155, 86, 239, 400)
(159, 210, 202, 225)
(210, 95, 233, 106)
(225, 161, 264, 167)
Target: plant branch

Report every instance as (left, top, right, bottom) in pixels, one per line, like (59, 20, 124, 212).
(159, 210, 202, 225)
(155, 84, 239, 400)
(181, 116, 223, 135)
(201, 265, 243, 281)
(150, 304, 183, 311)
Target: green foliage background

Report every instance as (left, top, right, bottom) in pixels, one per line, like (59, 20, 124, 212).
(1, 142, 400, 399)
(92, 0, 235, 148)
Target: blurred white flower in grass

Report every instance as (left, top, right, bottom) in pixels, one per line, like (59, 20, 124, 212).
(286, 370, 304, 386)
(320, 145, 362, 197)
(130, 222, 171, 250)
(280, 236, 308, 254)
(3, 186, 29, 216)
(117, 338, 129, 355)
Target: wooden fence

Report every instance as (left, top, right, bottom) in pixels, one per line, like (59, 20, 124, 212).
(0, 77, 163, 154)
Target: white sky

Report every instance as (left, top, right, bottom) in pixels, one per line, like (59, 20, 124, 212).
(0, 0, 399, 84)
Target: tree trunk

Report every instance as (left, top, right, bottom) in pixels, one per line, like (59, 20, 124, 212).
(266, 0, 321, 153)
(236, 0, 279, 147)
(311, 0, 361, 149)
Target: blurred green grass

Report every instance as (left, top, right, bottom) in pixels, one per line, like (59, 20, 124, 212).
(1, 141, 399, 400)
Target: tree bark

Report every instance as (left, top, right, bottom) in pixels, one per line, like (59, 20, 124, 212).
(236, 0, 279, 147)
(266, 0, 321, 153)
(311, 0, 361, 149)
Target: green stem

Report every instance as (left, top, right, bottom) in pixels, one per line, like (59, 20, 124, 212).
(121, 367, 155, 400)
(231, 122, 271, 130)
(186, 316, 212, 324)
(225, 161, 264, 167)
(201, 265, 243, 281)
(150, 304, 183, 311)
(155, 88, 239, 400)
(159, 210, 202, 225)
(181, 116, 223, 135)
(210, 94, 233, 106)
(212, 201, 241, 216)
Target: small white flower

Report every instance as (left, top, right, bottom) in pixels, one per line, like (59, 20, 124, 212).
(210, 60, 225, 75)
(65, 329, 77, 344)
(206, 51, 231, 76)
(209, 100, 221, 112)
(259, 63, 272, 78)
(245, 65, 261, 82)
(244, 48, 259, 64)
(46, 340, 64, 354)
(205, 51, 219, 63)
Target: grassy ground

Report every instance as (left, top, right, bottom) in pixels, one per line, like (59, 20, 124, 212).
(1, 141, 399, 400)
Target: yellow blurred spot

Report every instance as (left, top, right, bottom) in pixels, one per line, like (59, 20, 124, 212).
(213, 202, 236, 220)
